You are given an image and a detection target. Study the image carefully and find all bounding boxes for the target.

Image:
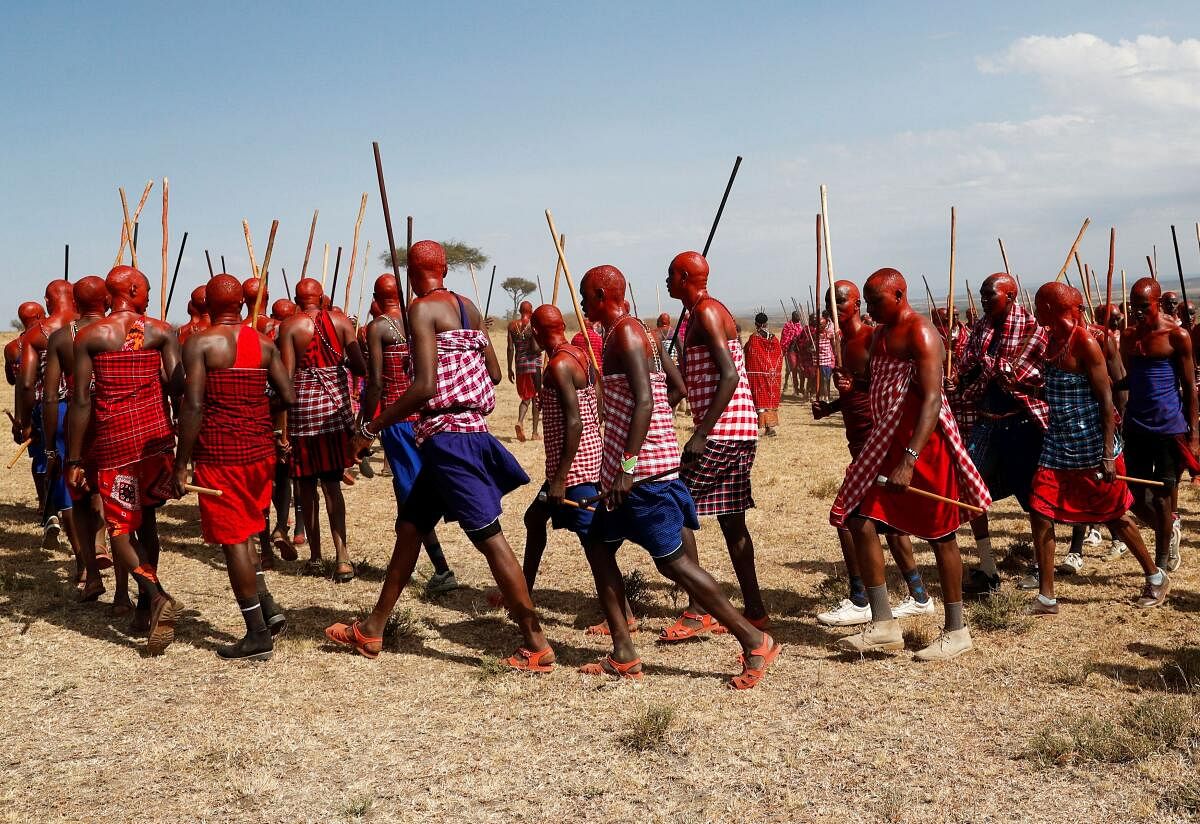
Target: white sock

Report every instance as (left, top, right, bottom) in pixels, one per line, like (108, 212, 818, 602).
(976, 537, 998, 577)
(1148, 569, 1165, 585)
(1037, 593, 1056, 606)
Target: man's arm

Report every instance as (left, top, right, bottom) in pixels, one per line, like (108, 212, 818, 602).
(607, 323, 653, 507)
(684, 303, 738, 458)
(546, 357, 583, 503)
(1171, 326, 1198, 453)
(65, 335, 96, 491)
(887, 321, 945, 490)
(1077, 332, 1116, 478)
(357, 319, 386, 424)
(365, 300, 437, 434)
(472, 301, 501, 384)
(657, 335, 686, 408)
(14, 331, 38, 439)
(506, 325, 516, 383)
(265, 344, 295, 407)
(173, 336, 207, 472)
(277, 319, 299, 377)
(41, 336, 63, 464)
(336, 314, 367, 377)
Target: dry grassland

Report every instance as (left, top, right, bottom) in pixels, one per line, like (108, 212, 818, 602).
(1, 329, 1198, 823)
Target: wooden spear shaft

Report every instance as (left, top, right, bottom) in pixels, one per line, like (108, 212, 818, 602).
(354, 241, 371, 333)
(485, 264, 497, 320)
(1054, 218, 1091, 282)
(1121, 268, 1128, 328)
(998, 237, 1010, 274)
(546, 210, 602, 382)
(344, 193, 368, 310)
(164, 230, 189, 318)
(160, 177, 169, 318)
(1104, 228, 1115, 345)
(1171, 225, 1192, 329)
(946, 206, 956, 376)
(64, 244, 69, 281)
(205, 250, 214, 278)
(372, 142, 411, 338)
(330, 246, 343, 305)
(301, 210, 318, 278)
(119, 187, 137, 269)
(114, 180, 153, 266)
(405, 216, 413, 305)
(819, 184, 842, 367)
(550, 234, 566, 305)
(252, 221, 279, 327)
(468, 262, 483, 309)
(321, 243, 330, 289)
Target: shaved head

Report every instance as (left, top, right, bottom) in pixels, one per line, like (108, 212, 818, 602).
(207, 274, 245, 316)
(580, 264, 627, 323)
(242, 277, 267, 309)
(656, 312, 670, 329)
(373, 274, 400, 303)
(865, 268, 907, 296)
(1132, 277, 1161, 301)
(519, 300, 533, 316)
(190, 285, 208, 311)
(409, 241, 447, 279)
(532, 304, 566, 336)
(980, 272, 1017, 320)
(271, 298, 297, 321)
(106, 266, 150, 312)
(669, 251, 708, 282)
(45, 279, 75, 314)
(17, 302, 45, 326)
(73, 276, 109, 314)
(296, 277, 323, 309)
(1035, 281, 1081, 314)
(983, 273, 1017, 296)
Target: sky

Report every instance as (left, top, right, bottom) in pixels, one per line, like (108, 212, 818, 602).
(3, 1, 1200, 323)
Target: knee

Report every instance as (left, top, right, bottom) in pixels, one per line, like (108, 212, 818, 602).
(465, 518, 502, 548)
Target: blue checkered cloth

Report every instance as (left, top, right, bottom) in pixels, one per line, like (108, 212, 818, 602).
(1039, 366, 1117, 469)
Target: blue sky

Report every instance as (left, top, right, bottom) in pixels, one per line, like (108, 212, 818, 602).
(3, 2, 1199, 322)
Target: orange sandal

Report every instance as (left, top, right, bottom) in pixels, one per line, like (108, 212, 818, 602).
(504, 646, 555, 673)
(658, 611, 719, 642)
(324, 621, 382, 659)
(713, 614, 771, 635)
(579, 655, 644, 681)
(584, 618, 639, 636)
(728, 633, 782, 690)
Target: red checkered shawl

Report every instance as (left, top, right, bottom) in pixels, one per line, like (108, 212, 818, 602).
(91, 347, 174, 471)
(288, 310, 351, 438)
(196, 327, 273, 465)
(957, 304, 1049, 428)
(780, 321, 803, 354)
(539, 346, 601, 486)
(830, 334, 991, 527)
(412, 328, 495, 446)
(513, 322, 540, 375)
(684, 339, 759, 441)
(378, 316, 418, 424)
(571, 328, 604, 373)
(743, 330, 783, 410)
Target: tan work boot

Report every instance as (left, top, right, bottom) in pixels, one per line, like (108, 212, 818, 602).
(837, 619, 904, 653)
(1134, 572, 1169, 608)
(914, 626, 973, 662)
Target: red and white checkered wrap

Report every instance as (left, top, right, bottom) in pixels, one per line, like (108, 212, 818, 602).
(682, 438, 757, 515)
(684, 340, 759, 441)
(830, 346, 991, 527)
(380, 343, 419, 423)
(90, 350, 175, 471)
(599, 372, 680, 490)
(540, 380, 601, 486)
(514, 329, 541, 376)
(412, 329, 495, 446)
(288, 364, 352, 438)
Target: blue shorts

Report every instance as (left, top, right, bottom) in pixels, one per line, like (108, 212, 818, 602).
(820, 365, 833, 382)
(380, 421, 423, 502)
(588, 479, 699, 562)
(29, 401, 47, 474)
(31, 401, 72, 513)
(539, 481, 597, 539)
(400, 432, 529, 535)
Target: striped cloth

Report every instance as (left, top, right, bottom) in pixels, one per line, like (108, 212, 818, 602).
(571, 328, 604, 373)
(413, 329, 495, 446)
(539, 347, 601, 486)
(830, 336, 991, 528)
(600, 371, 680, 489)
(195, 369, 274, 465)
(288, 311, 351, 438)
(513, 323, 541, 375)
(91, 349, 174, 471)
(380, 342, 419, 423)
(817, 325, 835, 367)
(1039, 364, 1116, 469)
(684, 340, 759, 441)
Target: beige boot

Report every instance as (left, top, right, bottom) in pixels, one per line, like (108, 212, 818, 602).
(914, 626, 973, 662)
(837, 619, 904, 653)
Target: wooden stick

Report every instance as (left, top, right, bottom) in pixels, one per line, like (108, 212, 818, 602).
(344, 193, 368, 310)
(657, 284, 663, 316)
(1115, 474, 1165, 488)
(536, 490, 595, 512)
(301, 209, 318, 278)
(628, 281, 640, 318)
(1054, 218, 1091, 282)
(113, 180, 153, 266)
(372, 142, 411, 339)
(405, 216, 413, 305)
(159, 178, 169, 318)
(252, 221, 279, 328)
(874, 475, 984, 514)
(321, 243, 330, 289)
(133, 221, 139, 253)
(536, 274, 545, 304)
(946, 206, 956, 375)
(243, 220, 259, 283)
(1121, 268, 1128, 328)
(183, 483, 223, 497)
(221, 255, 226, 274)
(814, 212, 823, 337)
(550, 234, 566, 305)
(1147, 255, 1156, 280)
(579, 467, 679, 506)
(1104, 227, 1115, 344)
(1077, 256, 1095, 322)
(7, 439, 31, 469)
(546, 210, 602, 381)
(921, 275, 938, 322)
(205, 250, 215, 278)
(966, 280, 977, 317)
(331, 246, 343, 305)
(1171, 225, 1192, 329)
(818, 185, 842, 367)
(467, 263, 484, 310)
(64, 244, 69, 281)
(164, 230, 189, 318)
(998, 237, 1010, 274)
(119, 187, 138, 269)
(354, 241, 371, 332)
(485, 264, 497, 320)
(281, 267, 291, 300)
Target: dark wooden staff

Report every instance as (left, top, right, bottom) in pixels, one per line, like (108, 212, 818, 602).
(221, 255, 227, 274)
(372, 142, 411, 338)
(405, 216, 413, 305)
(64, 244, 69, 281)
(667, 155, 743, 358)
(1171, 225, 1192, 329)
(1103, 227, 1115, 344)
(579, 467, 680, 506)
(164, 230, 189, 317)
(485, 264, 497, 319)
(330, 245, 343, 306)
(281, 267, 291, 299)
(132, 221, 139, 253)
(205, 250, 215, 278)
(301, 210, 318, 278)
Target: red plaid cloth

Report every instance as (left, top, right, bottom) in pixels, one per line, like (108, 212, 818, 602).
(817, 325, 835, 367)
(195, 369, 274, 465)
(600, 372, 680, 489)
(830, 338, 991, 531)
(682, 439, 756, 515)
(513, 323, 540, 375)
(413, 329, 494, 446)
(684, 340, 758, 441)
(91, 350, 174, 470)
(288, 311, 351, 438)
(743, 331, 783, 411)
(572, 328, 604, 373)
(780, 321, 803, 354)
(539, 348, 601, 486)
(957, 305, 1050, 429)
(380, 343, 419, 423)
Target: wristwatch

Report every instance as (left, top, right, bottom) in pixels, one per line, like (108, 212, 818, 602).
(620, 453, 638, 474)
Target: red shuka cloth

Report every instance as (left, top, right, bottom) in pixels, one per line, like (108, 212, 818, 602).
(743, 331, 783, 411)
(1030, 455, 1133, 524)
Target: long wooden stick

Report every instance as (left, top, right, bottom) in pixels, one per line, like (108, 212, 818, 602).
(7, 439, 31, 469)
(372, 142, 411, 340)
(1146, 255, 1156, 280)
(579, 467, 680, 506)
(64, 244, 69, 281)
(281, 267, 291, 299)
(1104, 228, 1115, 344)
(1121, 269, 1128, 329)
(164, 230, 189, 317)
(405, 216, 413, 305)
(344, 193, 368, 310)
(113, 180, 153, 266)
(1116, 474, 1165, 488)
(874, 475, 984, 514)
(221, 255, 227, 274)
(160, 178, 169, 318)
(321, 243, 330, 289)
(243, 220, 259, 282)
(536, 274, 544, 304)
(1077, 255, 1095, 322)
(818, 185, 842, 367)
(205, 250, 215, 278)
(183, 483, 223, 497)
(946, 206, 956, 375)
(1054, 218, 1091, 283)
(354, 241, 371, 332)
(119, 188, 138, 269)
(966, 279, 977, 317)
(252, 221, 279, 328)
(921, 275, 938, 322)
(331, 246, 343, 305)
(301, 210, 318, 277)
(550, 234, 566, 305)
(467, 263, 484, 309)
(1171, 225, 1192, 329)
(814, 211, 823, 401)
(485, 264, 497, 320)
(657, 284, 663, 316)
(546, 210, 601, 381)
(998, 237, 1010, 274)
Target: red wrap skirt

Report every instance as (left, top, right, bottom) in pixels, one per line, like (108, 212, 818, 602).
(195, 457, 274, 545)
(1029, 456, 1133, 524)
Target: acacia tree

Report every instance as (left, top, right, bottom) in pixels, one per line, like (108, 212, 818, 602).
(502, 277, 536, 317)
(378, 239, 487, 270)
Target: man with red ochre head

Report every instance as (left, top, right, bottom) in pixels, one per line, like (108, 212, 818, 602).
(173, 274, 297, 661)
(779, 309, 806, 397)
(664, 250, 768, 641)
(178, 285, 210, 346)
(743, 311, 783, 437)
(356, 273, 458, 595)
(507, 299, 541, 441)
(242, 276, 274, 336)
(830, 268, 991, 662)
(575, 262, 779, 687)
(1023, 282, 1168, 616)
(41, 276, 111, 601)
(5, 301, 45, 386)
(336, 240, 552, 671)
(1119, 277, 1197, 574)
(814, 280, 932, 628)
(950, 273, 1049, 597)
(66, 266, 183, 656)
(275, 277, 366, 582)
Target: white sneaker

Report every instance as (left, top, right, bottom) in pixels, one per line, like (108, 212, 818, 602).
(892, 595, 936, 619)
(1167, 516, 1182, 572)
(426, 569, 459, 594)
(1083, 528, 1103, 546)
(1103, 541, 1128, 562)
(1057, 552, 1084, 575)
(817, 598, 872, 627)
(41, 515, 61, 550)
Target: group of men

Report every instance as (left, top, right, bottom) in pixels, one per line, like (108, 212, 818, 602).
(8, 242, 1191, 677)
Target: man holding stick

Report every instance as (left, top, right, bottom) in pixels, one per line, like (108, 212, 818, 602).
(813, 281, 934, 627)
(507, 300, 541, 442)
(1025, 283, 1169, 614)
(328, 241, 552, 671)
(276, 278, 366, 581)
(577, 264, 779, 686)
(663, 251, 768, 640)
(356, 274, 458, 594)
(66, 266, 183, 655)
(830, 269, 990, 661)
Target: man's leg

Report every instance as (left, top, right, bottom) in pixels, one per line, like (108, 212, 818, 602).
(521, 498, 551, 592)
(837, 516, 904, 652)
(319, 478, 351, 578)
(885, 533, 933, 614)
(910, 535, 973, 661)
(297, 477, 321, 563)
(470, 525, 550, 655)
(716, 511, 766, 622)
(1105, 515, 1170, 606)
(217, 540, 273, 660)
(817, 526, 871, 626)
(583, 540, 639, 669)
(1030, 512, 1058, 610)
(356, 520, 425, 640)
(271, 462, 291, 537)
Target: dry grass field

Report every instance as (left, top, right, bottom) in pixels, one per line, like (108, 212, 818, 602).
(2, 328, 1199, 823)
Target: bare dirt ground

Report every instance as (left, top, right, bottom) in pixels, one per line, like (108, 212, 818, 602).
(1, 329, 1198, 823)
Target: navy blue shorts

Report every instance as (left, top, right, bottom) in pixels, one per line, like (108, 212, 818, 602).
(400, 432, 529, 535)
(588, 479, 699, 562)
(31, 401, 72, 512)
(539, 481, 597, 539)
(380, 421, 423, 502)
